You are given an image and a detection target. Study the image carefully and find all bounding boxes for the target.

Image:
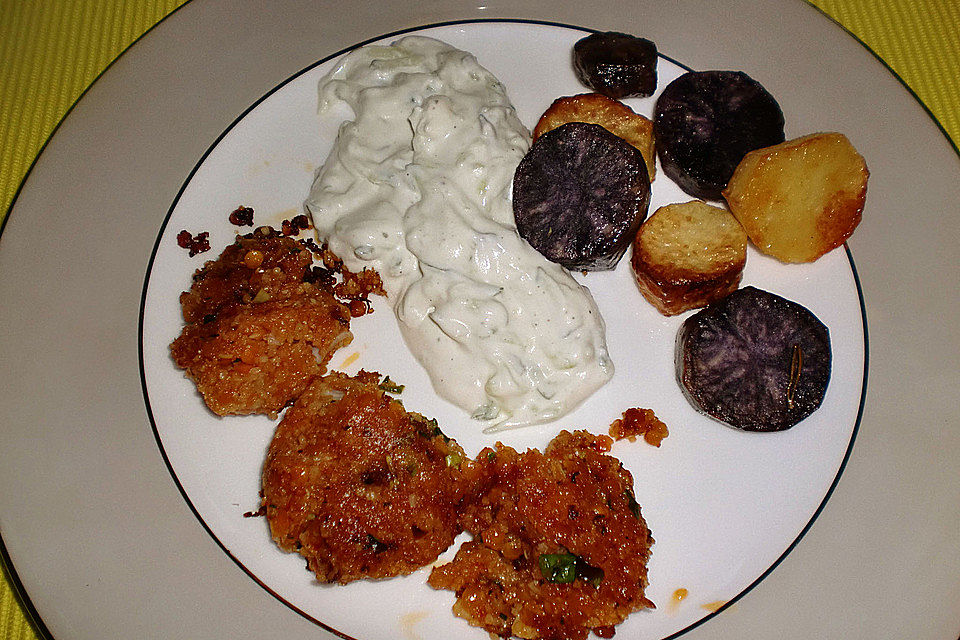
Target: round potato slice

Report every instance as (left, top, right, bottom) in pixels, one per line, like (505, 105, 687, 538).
(676, 286, 832, 432)
(513, 122, 651, 271)
(654, 70, 785, 200)
(723, 132, 868, 263)
(631, 200, 747, 316)
(572, 31, 658, 99)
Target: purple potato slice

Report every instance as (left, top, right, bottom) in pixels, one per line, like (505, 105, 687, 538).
(654, 70, 785, 200)
(676, 286, 831, 432)
(573, 31, 658, 99)
(513, 122, 651, 271)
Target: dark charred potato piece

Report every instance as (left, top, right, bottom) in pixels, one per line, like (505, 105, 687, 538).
(655, 70, 785, 200)
(676, 286, 831, 432)
(513, 122, 651, 271)
(573, 31, 658, 99)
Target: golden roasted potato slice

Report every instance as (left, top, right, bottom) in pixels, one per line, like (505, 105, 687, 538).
(631, 200, 747, 316)
(533, 93, 656, 181)
(722, 132, 868, 263)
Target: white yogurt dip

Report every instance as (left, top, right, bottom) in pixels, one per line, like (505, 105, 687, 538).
(306, 36, 613, 429)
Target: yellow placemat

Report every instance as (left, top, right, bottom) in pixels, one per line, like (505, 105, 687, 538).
(0, 1, 957, 638)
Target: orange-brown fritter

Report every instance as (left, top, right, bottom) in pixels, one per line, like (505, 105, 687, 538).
(171, 225, 361, 417)
(429, 430, 654, 640)
(261, 371, 469, 584)
(170, 285, 352, 417)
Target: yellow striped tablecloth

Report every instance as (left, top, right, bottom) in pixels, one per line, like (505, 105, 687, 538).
(0, 1, 957, 638)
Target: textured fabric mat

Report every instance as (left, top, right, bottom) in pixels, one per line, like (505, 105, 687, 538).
(0, 1, 957, 638)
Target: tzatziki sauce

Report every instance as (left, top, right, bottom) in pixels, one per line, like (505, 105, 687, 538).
(306, 36, 613, 430)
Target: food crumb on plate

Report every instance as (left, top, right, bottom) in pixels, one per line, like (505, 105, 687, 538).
(609, 407, 669, 447)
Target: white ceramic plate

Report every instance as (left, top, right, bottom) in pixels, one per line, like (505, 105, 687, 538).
(2, 2, 958, 640)
(141, 22, 864, 640)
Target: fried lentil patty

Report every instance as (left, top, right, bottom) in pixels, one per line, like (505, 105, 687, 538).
(171, 226, 353, 417)
(261, 371, 469, 584)
(428, 430, 654, 640)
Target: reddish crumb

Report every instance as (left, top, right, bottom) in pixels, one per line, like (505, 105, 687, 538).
(176, 230, 211, 256)
(609, 408, 669, 447)
(228, 205, 255, 227)
(305, 265, 338, 290)
(347, 299, 370, 318)
(302, 237, 323, 256)
(335, 267, 386, 301)
(594, 626, 616, 638)
(281, 214, 312, 236)
(318, 242, 344, 271)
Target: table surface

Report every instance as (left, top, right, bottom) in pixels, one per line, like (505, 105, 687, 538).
(1, 1, 958, 639)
